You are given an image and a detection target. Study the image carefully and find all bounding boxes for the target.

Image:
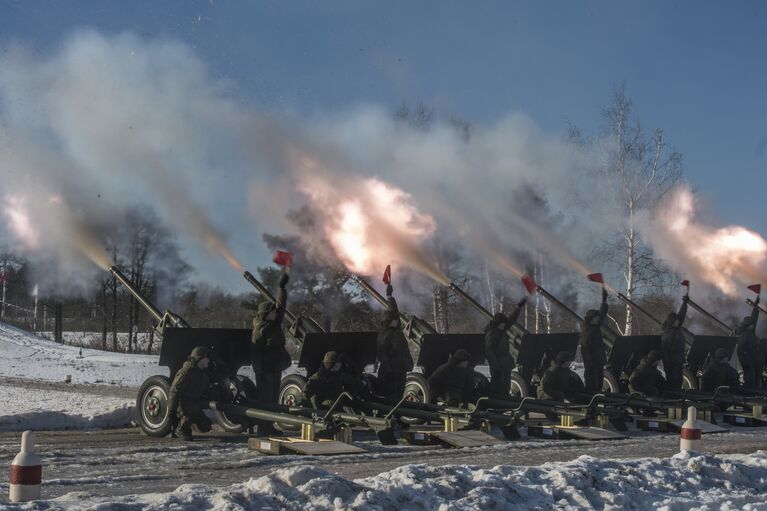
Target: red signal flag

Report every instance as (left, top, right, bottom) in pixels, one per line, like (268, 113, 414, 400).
(521, 275, 538, 294)
(382, 265, 392, 285)
(680, 280, 690, 288)
(587, 273, 604, 284)
(273, 250, 293, 268)
(747, 284, 762, 294)
(0, 272, 6, 285)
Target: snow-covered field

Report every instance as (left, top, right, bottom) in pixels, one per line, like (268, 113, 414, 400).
(0, 322, 161, 387)
(0, 384, 135, 432)
(4, 451, 767, 510)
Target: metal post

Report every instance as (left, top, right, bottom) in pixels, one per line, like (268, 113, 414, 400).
(1, 276, 6, 320)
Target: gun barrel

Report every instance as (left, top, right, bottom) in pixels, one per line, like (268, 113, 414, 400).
(448, 283, 494, 321)
(243, 271, 297, 323)
(746, 298, 767, 316)
(686, 297, 732, 335)
(353, 276, 391, 310)
(616, 293, 662, 326)
(109, 266, 164, 324)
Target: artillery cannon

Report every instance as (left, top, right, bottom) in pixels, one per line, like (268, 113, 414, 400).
(446, 281, 581, 398)
(616, 293, 735, 391)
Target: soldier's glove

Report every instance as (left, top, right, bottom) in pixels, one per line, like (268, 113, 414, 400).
(683, 294, 690, 303)
(386, 284, 393, 297)
(602, 287, 608, 301)
(518, 296, 528, 307)
(756, 295, 761, 305)
(279, 272, 290, 288)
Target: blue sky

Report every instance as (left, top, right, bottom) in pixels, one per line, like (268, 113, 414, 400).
(2, 1, 766, 270)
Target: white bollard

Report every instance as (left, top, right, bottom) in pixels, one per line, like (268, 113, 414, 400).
(679, 406, 702, 452)
(9, 430, 42, 503)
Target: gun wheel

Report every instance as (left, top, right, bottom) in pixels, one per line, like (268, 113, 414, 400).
(137, 375, 172, 437)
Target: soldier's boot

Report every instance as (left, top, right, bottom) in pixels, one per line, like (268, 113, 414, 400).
(178, 419, 194, 441)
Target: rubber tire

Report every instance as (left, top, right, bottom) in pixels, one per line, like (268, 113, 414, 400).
(473, 371, 490, 398)
(682, 367, 698, 390)
(404, 372, 430, 404)
(509, 371, 530, 398)
(602, 369, 620, 394)
(216, 375, 258, 434)
(277, 374, 307, 432)
(137, 375, 173, 437)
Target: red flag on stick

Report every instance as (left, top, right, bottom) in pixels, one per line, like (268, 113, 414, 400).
(680, 280, 690, 288)
(0, 273, 6, 285)
(382, 265, 392, 285)
(273, 250, 293, 268)
(747, 284, 762, 294)
(587, 273, 604, 284)
(521, 275, 538, 294)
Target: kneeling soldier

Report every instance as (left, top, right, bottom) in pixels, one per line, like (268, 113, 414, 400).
(305, 351, 345, 409)
(628, 350, 666, 397)
(427, 349, 476, 407)
(169, 346, 213, 441)
(701, 348, 740, 392)
(537, 351, 583, 402)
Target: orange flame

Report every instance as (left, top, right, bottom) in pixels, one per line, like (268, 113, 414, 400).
(648, 186, 767, 296)
(295, 161, 447, 284)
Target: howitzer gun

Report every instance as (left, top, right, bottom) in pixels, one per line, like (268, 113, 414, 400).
(109, 265, 190, 338)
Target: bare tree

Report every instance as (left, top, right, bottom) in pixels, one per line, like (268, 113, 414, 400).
(586, 84, 683, 334)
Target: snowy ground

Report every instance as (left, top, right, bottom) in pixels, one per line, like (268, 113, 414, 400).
(2, 449, 767, 510)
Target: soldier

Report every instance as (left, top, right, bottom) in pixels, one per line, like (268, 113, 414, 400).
(580, 288, 608, 393)
(251, 272, 292, 434)
(304, 351, 345, 409)
(168, 346, 213, 441)
(484, 297, 527, 399)
(737, 296, 762, 388)
(427, 349, 476, 407)
(628, 350, 666, 397)
(536, 351, 583, 402)
(701, 348, 740, 392)
(661, 294, 689, 391)
(376, 284, 415, 401)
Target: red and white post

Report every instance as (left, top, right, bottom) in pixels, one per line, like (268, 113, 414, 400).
(9, 430, 42, 502)
(679, 406, 702, 452)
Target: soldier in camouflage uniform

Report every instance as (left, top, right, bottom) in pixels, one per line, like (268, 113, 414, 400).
(427, 349, 475, 407)
(168, 346, 212, 441)
(484, 297, 526, 399)
(305, 351, 345, 409)
(251, 272, 292, 433)
(580, 288, 608, 393)
(536, 351, 583, 402)
(661, 294, 689, 391)
(737, 296, 762, 388)
(376, 284, 415, 401)
(628, 350, 666, 397)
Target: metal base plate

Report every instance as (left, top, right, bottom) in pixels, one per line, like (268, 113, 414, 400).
(722, 414, 767, 427)
(401, 429, 503, 447)
(249, 437, 366, 456)
(635, 417, 729, 434)
(527, 424, 628, 441)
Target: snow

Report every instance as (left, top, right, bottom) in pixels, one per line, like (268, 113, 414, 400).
(4, 451, 767, 510)
(0, 384, 135, 432)
(0, 322, 161, 386)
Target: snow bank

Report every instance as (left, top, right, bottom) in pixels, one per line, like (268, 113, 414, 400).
(7, 451, 767, 510)
(0, 321, 161, 386)
(0, 385, 135, 431)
